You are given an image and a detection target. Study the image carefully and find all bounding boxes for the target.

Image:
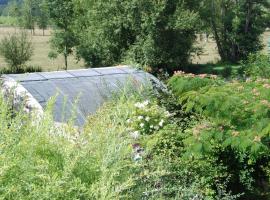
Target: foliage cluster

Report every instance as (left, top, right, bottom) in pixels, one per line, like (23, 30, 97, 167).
(241, 53, 270, 79)
(126, 99, 170, 136)
(200, 0, 270, 63)
(168, 72, 270, 199)
(4, 0, 49, 35)
(0, 87, 240, 199)
(2, 0, 270, 70)
(46, 0, 77, 70)
(0, 16, 17, 26)
(0, 31, 34, 72)
(73, 0, 200, 71)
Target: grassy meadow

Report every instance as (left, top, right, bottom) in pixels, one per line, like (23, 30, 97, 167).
(0, 27, 84, 72)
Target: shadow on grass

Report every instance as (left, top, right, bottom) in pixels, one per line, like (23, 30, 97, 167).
(183, 63, 242, 78)
(0, 65, 42, 74)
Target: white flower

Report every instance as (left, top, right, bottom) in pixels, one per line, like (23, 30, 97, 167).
(135, 102, 144, 109)
(133, 153, 142, 161)
(165, 111, 172, 117)
(159, 119, 164, 127)
(138, 116, 144, 120)
(135, 100, 149, 109)
(130, 131, 140, 139)
(126, 119, 131, 123)
(145, 116, 150, 121)
(150, 125, 154, 129)
(140, 123, 144, 128)
(143, 100, 149, 106)
(154, 126, 159, 130)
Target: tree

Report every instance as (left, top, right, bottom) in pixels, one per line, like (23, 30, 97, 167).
(36, 0, 49, 36)
(0, 31, 34, 73)
(73, 0, 200, 72)
(21, 0, 37, 35)
(4, 0, 22, 26)
(47, 0, 77, 70)
(200, 0, 270, 63)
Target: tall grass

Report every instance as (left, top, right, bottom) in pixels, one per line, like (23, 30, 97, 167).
(0, 85, 239, 199)
(0, 92, 141, 199)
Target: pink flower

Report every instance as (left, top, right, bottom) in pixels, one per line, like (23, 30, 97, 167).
(263, 84, 270, 89)
(253, 136, 261, 142)
(198, 74, 207, 78)
(209, 74, 218, 79)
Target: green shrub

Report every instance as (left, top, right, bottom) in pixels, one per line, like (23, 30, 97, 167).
(74, 0, 200, 71)
(0, 65, 42, 74)
(0, 31, 34, 73)
(241, 53, 270, 79)
(126, 99, 170, 136)
(0, 16, 17, 26)
(0, 89, 240, 199)
(169, 73, 270, 199)
(168, 71, 222, 96)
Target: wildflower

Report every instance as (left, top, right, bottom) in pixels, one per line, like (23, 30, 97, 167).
(263, 84, 270, 89)
(140, 123, 144, 128)
(209, 74, 218, 79)
(150, 125, 154, 129)
(165, 111, 172, 117)
(132, 143, 141, 151)
(246, 78, 252, 82)
(253, 136, 261, 142)
(174, 70, 185, 76)
(232, 131, 239, 137)
(130, 131, 140, 139)
(134, 102, 143, 108)
(186, 73, 195, 78)
(145, 116, 150, 121)
(126, 119, 131, 123)
(138, 116, 144, 120)
(242, 100, 249, 105)
(252, 88, 260, 96)
(133, 153, 142, 161)
(237, 86, 244, 91)
(261, 100, 269, 105)
(143, 100, 149, 106)
(154, 126, 159, 130)
(198, 74, 207, 78)
(159, 119, 164, 127)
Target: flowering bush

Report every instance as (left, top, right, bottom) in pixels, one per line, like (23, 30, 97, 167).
(168, 71, 223, 97)
(127, 100, 171, 137)
(169, 74, 270, 199)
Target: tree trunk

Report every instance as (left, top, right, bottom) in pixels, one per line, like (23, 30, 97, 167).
(245, 0, 252, 33)
(64, 52, 68, 70)
(211, 0, 226, 61)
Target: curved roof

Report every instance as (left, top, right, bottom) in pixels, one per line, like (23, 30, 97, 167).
(2, 66, 159, 126)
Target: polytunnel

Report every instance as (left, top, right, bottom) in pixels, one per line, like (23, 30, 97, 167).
(1, 66, 161, 126)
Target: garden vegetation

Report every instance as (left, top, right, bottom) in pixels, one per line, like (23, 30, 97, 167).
(2, 57, 270, 199)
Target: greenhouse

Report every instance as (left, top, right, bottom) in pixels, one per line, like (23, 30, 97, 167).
(1, 66, 160, 126)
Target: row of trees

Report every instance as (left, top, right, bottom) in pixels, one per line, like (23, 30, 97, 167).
(5, 0, 49, 35)
(3, 0, 270, 71)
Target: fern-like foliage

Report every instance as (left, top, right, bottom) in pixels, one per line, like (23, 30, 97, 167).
(169, 74, 270, 198)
